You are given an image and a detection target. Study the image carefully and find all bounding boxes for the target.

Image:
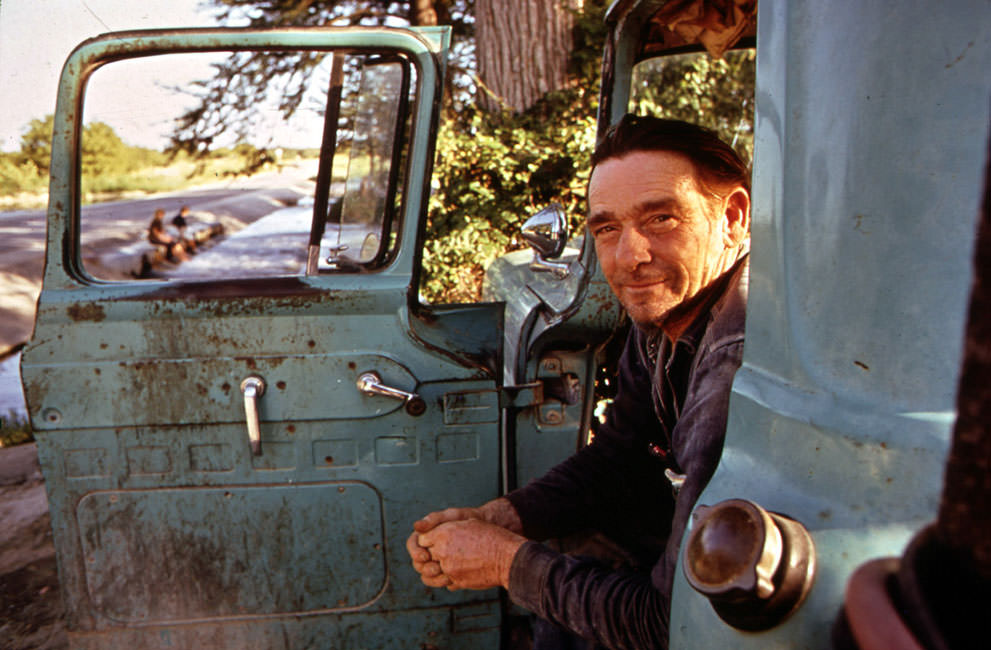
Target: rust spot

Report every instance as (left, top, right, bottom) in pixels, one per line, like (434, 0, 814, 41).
(308, 340, 316, 348)
(195, 383, 208, 396)
(324, 456, 334, 465)
(347, 361, 356, 370)
(886, 477, 894, 483)
(276, 381, 287, 390)
(94, 368, 101, 375)
(286, 424, 295, 433)
(67, 303, 106, 322)
(100, 343, 108, 349)
(221, 382, 231, 394)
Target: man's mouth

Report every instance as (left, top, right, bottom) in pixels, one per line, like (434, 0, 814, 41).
(622, 277, 665, 290)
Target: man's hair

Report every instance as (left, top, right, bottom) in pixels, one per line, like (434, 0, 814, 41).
(591, 114, 750, 194)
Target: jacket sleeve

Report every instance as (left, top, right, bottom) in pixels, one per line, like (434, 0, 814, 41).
(508, 542, 669, 650)
(505, 329, 671, 541)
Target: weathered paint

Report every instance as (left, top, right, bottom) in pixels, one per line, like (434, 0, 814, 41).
(22, 26, 519, 649)
(661, 0, 990, 646)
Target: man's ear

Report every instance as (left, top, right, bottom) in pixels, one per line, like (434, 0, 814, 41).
(720, 186, 750, 248)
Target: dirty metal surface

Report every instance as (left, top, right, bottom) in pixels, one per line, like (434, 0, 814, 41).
(24, 25, 512, 649)
(667, 0, 991, 647)
(77, 482, 386, 622)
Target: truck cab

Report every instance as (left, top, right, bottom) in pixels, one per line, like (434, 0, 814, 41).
(21, 1, 991, 648)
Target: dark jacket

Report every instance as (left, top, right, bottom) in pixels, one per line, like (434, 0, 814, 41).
(506, 256, 749, 649)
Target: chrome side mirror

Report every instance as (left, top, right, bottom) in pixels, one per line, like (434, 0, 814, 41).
(521, 203, 570, 278)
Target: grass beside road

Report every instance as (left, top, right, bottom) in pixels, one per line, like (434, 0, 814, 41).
(1, 150, 317, 212)
(0, 413, 32, 448)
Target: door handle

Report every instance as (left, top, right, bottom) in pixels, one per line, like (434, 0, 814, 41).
(240, 376, 266, 455)
(356, 371, 426, 416)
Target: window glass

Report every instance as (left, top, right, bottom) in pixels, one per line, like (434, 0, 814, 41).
(629, 49, 756, 165)
(79, 50, 414, 281)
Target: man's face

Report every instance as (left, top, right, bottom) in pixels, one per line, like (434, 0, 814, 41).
(587, 150, 745, 334)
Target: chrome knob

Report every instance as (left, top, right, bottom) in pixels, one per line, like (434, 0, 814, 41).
(683, 499, 816, 631)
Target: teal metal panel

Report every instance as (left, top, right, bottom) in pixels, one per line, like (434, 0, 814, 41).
(671, 0, 991, 646)
(77, 482, 386, 622)
(24, 26, 511, 649)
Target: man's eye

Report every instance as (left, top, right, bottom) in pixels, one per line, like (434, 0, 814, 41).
(592, 225, 617, 237)
(648, 214, 677, 229)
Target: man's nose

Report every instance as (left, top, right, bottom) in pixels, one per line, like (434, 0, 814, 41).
(617, 227, 652, 270)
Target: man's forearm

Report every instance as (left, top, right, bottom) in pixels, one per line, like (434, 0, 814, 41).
(478, 497, 524, 534)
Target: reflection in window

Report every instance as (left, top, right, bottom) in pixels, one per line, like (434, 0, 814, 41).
(78, 51, 414, 282)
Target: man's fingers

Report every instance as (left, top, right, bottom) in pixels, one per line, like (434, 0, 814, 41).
(405, 532, 431, 564)
(414, 506, 486, 533)
(421, 573, 453, 588)
(415, 508, 460, 532)
(419, 561, 444, 578)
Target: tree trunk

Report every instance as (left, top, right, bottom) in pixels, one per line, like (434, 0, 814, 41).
(475, 0, 578, 112)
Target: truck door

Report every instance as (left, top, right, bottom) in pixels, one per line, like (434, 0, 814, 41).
(22, 28, 507, 649)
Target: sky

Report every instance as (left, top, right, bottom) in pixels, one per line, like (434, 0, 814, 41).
(0, 0, 223, 152)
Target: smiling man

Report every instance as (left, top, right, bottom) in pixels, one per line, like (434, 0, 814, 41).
(407, 115, 751, 649)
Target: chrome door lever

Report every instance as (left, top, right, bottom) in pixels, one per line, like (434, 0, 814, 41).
(240, 376, 266, 455)
(356, 371, 426, 416)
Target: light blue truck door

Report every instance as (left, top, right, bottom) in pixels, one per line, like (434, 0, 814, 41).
(670, 1, 991, 646)
(22, 28, 506, 649)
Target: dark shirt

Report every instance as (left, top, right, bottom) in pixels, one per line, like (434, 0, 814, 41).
(505, 256, 749, 649)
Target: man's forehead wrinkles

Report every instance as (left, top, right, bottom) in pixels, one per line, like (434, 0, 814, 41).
(635, 197, 682, 214)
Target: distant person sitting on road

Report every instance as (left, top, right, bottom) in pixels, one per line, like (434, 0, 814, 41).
(170, 205, 197, 252)
(148, 209, 189, 262)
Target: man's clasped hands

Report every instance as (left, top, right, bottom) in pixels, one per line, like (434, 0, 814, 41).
(405, 498, 527, 591)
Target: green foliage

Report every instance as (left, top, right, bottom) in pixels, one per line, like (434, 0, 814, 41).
(18, 115, 55, 175)
(0, 412, 33, 448)
(81, 122, 133, 177)
(419, 0, 607, 303)
(630, 50, 756, 165)
(422, 92, 600, 304)
(2, 113, 179, 200)
(0, 154, 46, 195)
